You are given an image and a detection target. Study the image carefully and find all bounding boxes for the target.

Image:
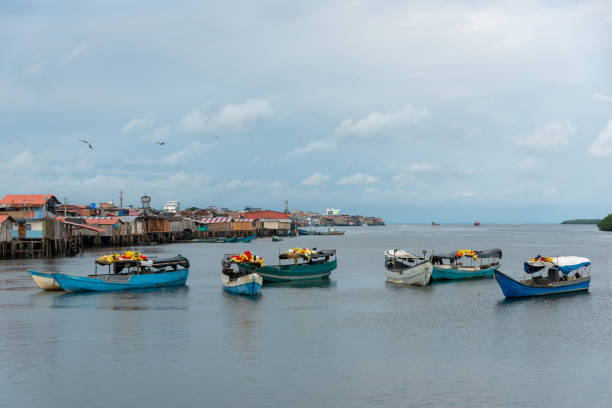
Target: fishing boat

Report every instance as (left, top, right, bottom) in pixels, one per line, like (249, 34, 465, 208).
(28, 270, 62, 290)
(384, 249, 431, 286)
(431, 248, 502, 280)
(221, 251, 263, 296)
(272, 235, 283, 242)
(236, 233, 257, 243)
(432, 221, 439, 226)
(297, 228, 345, 236)
(224, 236, 238, 243)
(474, 221, 481, 226)
(495, 256, 591, 298)
(50, 252, 190, 292)
(243, 248, 337, 282)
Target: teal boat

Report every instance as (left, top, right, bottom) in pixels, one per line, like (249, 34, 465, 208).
(244, 248, 337, 282)
(224, 236, 238, 243)
(272, 235, 283, 242)
(236, 233, 257, 243)
(431, 248, 502, 280)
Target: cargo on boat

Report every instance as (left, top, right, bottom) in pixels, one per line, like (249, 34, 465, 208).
(495, 256, 591, 298)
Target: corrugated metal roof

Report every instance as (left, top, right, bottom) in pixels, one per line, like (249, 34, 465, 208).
(0, 194, 60, 207)
(83, 217, 120, 225)
(61, 220, 104, 232)
(0, 215, 15, 224)
(244, 210, 290, 220)
(200, 217, 232, 224)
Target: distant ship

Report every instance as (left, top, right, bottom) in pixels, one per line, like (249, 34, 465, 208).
(432, 221, 439, 226)
(474, 221, 481, 226)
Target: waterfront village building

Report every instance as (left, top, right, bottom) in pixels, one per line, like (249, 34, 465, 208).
(164, 201, 180, 213)
(0, 194, 60, 239)
(0, 215, 16, 242)
(326, 208, 341, 215)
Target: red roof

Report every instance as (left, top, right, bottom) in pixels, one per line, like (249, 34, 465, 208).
(244, 210, 290, 220)
(84, 217, 120, 225)
(0, 194, 60, 207)
(0, 215, 15, 224)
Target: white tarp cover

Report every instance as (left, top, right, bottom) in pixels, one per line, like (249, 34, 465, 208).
(385, 249, 422, 259)
(553, 256, 591, 273)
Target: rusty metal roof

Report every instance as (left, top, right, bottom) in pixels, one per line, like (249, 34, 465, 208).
(0, 194, 61, 207)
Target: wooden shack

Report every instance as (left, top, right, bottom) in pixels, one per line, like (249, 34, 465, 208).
(0, 215, 15, 242)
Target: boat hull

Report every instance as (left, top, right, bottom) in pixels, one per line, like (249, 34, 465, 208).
(222, 273, 262, 296)
(52, 269, 189, 292)
(386, 261, 432, 286)
(255, 259, 337, 282)
(29, 270, 62, 290)
(495, 270, 590, 298)
(236, 234, 257, 243)
(431, 264, 498, 280)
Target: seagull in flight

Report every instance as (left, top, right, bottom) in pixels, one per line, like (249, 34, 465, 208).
(79, 139, 93, 150)
(156, 141, 166, 146)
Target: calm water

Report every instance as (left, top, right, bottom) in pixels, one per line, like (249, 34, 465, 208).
(2, 225, 612, 407)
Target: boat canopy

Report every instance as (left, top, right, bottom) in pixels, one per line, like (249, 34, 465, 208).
(431, 252, 459, 262)
(476, 248, 502, 258)
(553, 256, 591, 274)
(151, 255, 190, 269)
(524, 256, 591, 275)
(384, 249, 424, 259)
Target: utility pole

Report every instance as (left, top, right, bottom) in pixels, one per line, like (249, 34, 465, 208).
(120, 190, 123, 209)
(64, 196, 67, 218)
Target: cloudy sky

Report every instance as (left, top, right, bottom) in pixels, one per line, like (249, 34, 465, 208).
(1, 0, 612, 222)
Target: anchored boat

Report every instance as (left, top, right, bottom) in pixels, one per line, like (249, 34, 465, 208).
(495, 256, 591, 298)
(297, 228, 345, 236)
(28, 270, 62, 290)
(48, 252, 189, 292)
(221, 251, 263, 296)
(384, 249, 431, 286)
(244, 248, 337, 282)
(431, 248, 502, 280)
(236, 233, 257, 243)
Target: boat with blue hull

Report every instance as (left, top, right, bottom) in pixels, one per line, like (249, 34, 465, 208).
(431, 248, 502, 281)
(50, 254, 190, 292)
(236, 233, 257, 243)
(495, 256, 591, 298)
(222, 252, 263, 296)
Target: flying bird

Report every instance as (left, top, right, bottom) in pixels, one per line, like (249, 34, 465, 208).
(156, 141, 166, 146)
(79, 139, 93, 150)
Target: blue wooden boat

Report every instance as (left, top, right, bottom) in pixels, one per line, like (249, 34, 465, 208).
(222, 252, 263, 296)
(52, 255, 190, 292)
(236, 233, 257, 243)
(431, 248, 502, 280)
(495, 256, 591, 298)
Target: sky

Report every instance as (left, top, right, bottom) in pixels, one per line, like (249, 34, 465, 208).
(1, 0, 612, 223)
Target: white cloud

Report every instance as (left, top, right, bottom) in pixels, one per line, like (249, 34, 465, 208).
(215, 178, 284, 191)
(515, 121, 574, 149)
(300, 172, 331, 186)
(63, 44, 87, 64)
(517, 157, 537, 169)
(405, 162, 440, 173)
(543, 186, 559, 196)
(286, 104, 429, 158)
(588, 119, 612, 157)
(337, 173, 379, 185)
(145, 125, 171, 141)
(285, 140, 337, 159)
(180, 99, 272, 133)
(23, 59, 43, 77)
(122, 115, 156, 133)
(334, 105, 429, 139)
(594, 93, 612, 102)
(165, 141, 213, 165)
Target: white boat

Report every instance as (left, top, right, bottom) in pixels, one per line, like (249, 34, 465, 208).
(384, 249, 432, 286)
(28, 270, 62, 290)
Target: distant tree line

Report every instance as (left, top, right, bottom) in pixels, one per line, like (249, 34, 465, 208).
(561, 219, 601, 225)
